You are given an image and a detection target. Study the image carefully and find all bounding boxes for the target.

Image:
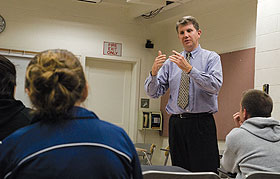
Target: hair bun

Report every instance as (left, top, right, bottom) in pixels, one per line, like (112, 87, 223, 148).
(25, 49, 86, 123)
(54, 69, 79, 92)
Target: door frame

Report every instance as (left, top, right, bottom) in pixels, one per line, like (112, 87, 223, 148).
(82, 55, 140, 141)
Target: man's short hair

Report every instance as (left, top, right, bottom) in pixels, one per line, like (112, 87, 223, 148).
(176, 16, 200, 33)
(0, 55, 16, 99)
(241, 89, 273, 117)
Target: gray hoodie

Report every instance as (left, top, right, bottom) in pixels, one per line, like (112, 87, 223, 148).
(221, 117, 280, 179)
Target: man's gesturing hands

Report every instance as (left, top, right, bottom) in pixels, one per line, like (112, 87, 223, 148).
(151, 50, 193, 76)
(169, 50, 192, 73)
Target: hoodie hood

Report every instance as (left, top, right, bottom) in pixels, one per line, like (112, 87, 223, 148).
(0, 99, 25, 126)
(241, 117, 280, 142)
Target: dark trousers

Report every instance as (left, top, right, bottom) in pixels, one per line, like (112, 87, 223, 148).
(169, 113, 220, 173)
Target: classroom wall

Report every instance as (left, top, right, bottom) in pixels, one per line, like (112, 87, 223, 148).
(255, 0, 280, 119)
(0, 0, 258, 165)
(149, 0, 257, 54)
(0, 0, 159, 161)
(0, 0, 153, 137)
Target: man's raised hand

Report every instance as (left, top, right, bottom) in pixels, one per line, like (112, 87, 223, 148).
(151, 51, 166, 76)
(169, 50, 192, 73)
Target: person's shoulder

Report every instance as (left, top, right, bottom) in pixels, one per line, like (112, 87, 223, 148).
(98, 119, 127, 135)
(200, 46, 216, 53)
(2, 122, 38, 144)
(92, 119, 135, 154)
(96, 119, 134, 144)
(74, 107, 127, 135)
(226, 128, 242, 140)
(200, 47, 219, 57)
(226, 127, 249, 145)
(20, 107, 34, 122)
(14, 100, 33, 120)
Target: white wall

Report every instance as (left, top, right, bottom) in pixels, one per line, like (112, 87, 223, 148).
(0, 0, 154, 57)
(0, 0, 258, 165)
(0, 0, 161, 161)
(0, 0, 154, 134)
(255, 0, 280, 119)
(150, 0, 257, 55)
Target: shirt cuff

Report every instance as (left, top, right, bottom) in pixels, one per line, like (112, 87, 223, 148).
(188, 66, 199, 78)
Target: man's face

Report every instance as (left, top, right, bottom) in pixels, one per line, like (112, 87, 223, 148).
(177, 23, 201, 52)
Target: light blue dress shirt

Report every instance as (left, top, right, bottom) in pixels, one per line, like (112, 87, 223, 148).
(144, 45, 223, 114)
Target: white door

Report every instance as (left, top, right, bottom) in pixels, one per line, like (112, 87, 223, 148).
(85, 58, 132, 133)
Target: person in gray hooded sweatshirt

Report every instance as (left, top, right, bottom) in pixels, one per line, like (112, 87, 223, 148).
(221, 89, 280, 179)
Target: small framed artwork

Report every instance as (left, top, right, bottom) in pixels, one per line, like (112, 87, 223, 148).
(141, 98, 150, 108)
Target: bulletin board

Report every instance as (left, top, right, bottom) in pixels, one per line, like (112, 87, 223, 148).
(215, 48, 255, 140)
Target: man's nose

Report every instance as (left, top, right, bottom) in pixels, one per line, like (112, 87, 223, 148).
(183, 31, 189, 37)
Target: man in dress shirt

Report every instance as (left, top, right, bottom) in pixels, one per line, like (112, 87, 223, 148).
(144, 16, 223, 173)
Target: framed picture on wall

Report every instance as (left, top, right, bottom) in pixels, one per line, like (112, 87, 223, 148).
(141, 98, 150, 108)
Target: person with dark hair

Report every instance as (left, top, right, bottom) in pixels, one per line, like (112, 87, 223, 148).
(0, 49, 142, 179)
(221, 89, 280, 178)
(0, 55, 32, 140)
(145, 16, 222, 172)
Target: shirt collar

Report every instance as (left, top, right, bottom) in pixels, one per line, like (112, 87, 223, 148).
(184, 44, 201, 59)
(71, 106, 98, 119)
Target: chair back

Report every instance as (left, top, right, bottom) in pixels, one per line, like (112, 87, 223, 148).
(142, 165, 220, 179)
(160, 145, 170, 166)
(143, 171, 220, 179)
(245, 171, 280, 179)
(135, 143, 156, 165)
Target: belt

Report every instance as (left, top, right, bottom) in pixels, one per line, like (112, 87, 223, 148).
(171, 112, 211, 119)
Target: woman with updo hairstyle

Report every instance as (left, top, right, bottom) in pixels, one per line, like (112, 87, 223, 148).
(0, 49, 142, 179)
(25, 49, 87, 122)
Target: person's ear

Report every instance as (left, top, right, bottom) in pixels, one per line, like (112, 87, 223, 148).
(243, 108, 248, 121)
(80, 82, 88, 102)
(197, 29, 202, 38)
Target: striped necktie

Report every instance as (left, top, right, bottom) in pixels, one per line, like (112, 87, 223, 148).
(177, 52, 191, 109)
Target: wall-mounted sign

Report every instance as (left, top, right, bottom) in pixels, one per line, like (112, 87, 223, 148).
(103, 41, 122, 56)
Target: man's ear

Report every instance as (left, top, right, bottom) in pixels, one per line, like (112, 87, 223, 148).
(243, 108, 248, 120)
(198, 29, 202, 36)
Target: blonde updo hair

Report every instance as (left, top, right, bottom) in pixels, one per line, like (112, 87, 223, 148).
(25, 49, 86, 122)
